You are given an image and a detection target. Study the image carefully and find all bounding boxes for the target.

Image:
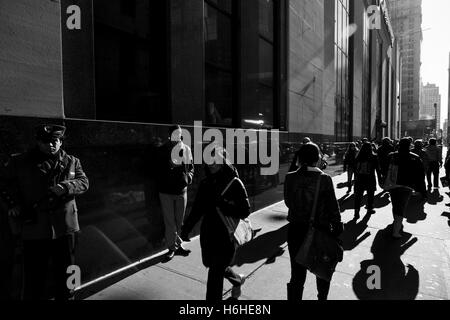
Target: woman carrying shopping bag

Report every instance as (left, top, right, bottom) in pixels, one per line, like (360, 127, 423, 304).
(284, 143, 343, 301)
(181, 147, 251, 301)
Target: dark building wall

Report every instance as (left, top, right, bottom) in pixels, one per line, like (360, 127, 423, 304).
(61, 0, 96, 120)
(351, 0, 365, 139)
(170, 0, 205, 125)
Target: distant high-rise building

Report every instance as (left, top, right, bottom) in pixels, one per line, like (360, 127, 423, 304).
(448, 53, 450, 142)
(388, 0, 422, 123)
(443, 119, 448, 143)
(420, 83, 441, 132)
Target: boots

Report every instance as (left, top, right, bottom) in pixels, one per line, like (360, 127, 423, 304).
(287, 283, 304, 301)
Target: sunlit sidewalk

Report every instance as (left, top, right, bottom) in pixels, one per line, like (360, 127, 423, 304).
(87, 169, 450, 300)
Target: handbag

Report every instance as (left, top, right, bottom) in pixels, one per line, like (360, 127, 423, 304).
(216, 177, 253, 246)
(382, 158, 399, 191)
(295, 175, 344, 282)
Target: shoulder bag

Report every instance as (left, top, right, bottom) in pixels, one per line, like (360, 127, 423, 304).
(295, 175, 344, 282)
(216, 177, 253, 246)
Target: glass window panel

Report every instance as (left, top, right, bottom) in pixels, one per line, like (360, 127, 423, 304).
(207, 0, 232, 14)
(259, 38, 274, 87)
(94, 0, 168, 123)
(258, 0, 274, 42)
(205, 4, 232, 70)
(205, 67, 233, 126)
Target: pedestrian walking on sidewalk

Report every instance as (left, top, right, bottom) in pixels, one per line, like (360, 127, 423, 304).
(386, 138, 427, 239)
(412, 140, 429, 177)
(284, 143, 343, 301)
(156, 125, 194, 260)
(353, 143, 382, 220)
(444, 146, 450, 191)
(425, 138, 443, 191)
(181, 147, 250, 302)
(377, 137, 395, 179)
(343, 143, 359, 193)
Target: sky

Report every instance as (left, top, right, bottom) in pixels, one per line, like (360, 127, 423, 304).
(420, 0, 450, 127)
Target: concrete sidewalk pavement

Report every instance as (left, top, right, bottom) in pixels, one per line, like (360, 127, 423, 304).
(87, 169, 450, 300)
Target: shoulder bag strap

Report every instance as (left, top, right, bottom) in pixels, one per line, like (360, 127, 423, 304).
(221, 177, 238, 197)
(309, 174, 322, 225)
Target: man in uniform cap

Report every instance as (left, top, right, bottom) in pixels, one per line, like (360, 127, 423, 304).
(0, 124, 89, 300)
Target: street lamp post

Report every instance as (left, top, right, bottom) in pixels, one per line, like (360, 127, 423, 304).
(434, 103, 438, 139)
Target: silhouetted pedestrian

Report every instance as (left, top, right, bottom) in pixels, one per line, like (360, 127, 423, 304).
(343, 143, 359, 193)
(425, 138, 443, 190)
(385, 138, 426, 239)
(354, 143, 382, 220)
(412, 140, 429, 177)
(377, 137, 395, 178)
(284, 143, 343, 301)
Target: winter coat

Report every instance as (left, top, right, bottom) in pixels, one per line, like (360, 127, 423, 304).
(354, 156, 381, 192)
(182, 165, 250, 268)
(377, 144, 395, 177)
(412, 148, 429, 172)
(156, 141, 194, 195)
(343, 149, 358, 171)
(388, 151, 426, 196)
(284, 167, 342, 237)
(425, 145, 443, 164)
(0, 148, 89, 240)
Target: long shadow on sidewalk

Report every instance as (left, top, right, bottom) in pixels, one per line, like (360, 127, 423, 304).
(352, 228, 419, 300)
(233, 224, 288, 267)
(340, 212, 372, 251)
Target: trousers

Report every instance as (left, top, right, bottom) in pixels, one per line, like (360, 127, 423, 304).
(23, 234, 77, 300)
(206, 265, 242, 302)
(287, 223, 331, 300)
(159, 193, 187, 251)
(427, 161, 440, 189)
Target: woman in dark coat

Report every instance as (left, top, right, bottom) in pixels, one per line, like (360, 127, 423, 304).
(284, 143, 343, 301)
(354, 142, 382, 220)
(386, 138, 426, 239)
(181, 147, 251, 301)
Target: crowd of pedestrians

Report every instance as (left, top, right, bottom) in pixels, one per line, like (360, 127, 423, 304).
(282, 135, 448, 300)
(1, 123, 448, 302)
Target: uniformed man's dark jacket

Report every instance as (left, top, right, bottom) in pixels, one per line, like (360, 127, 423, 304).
(0, 148, 89, 240)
